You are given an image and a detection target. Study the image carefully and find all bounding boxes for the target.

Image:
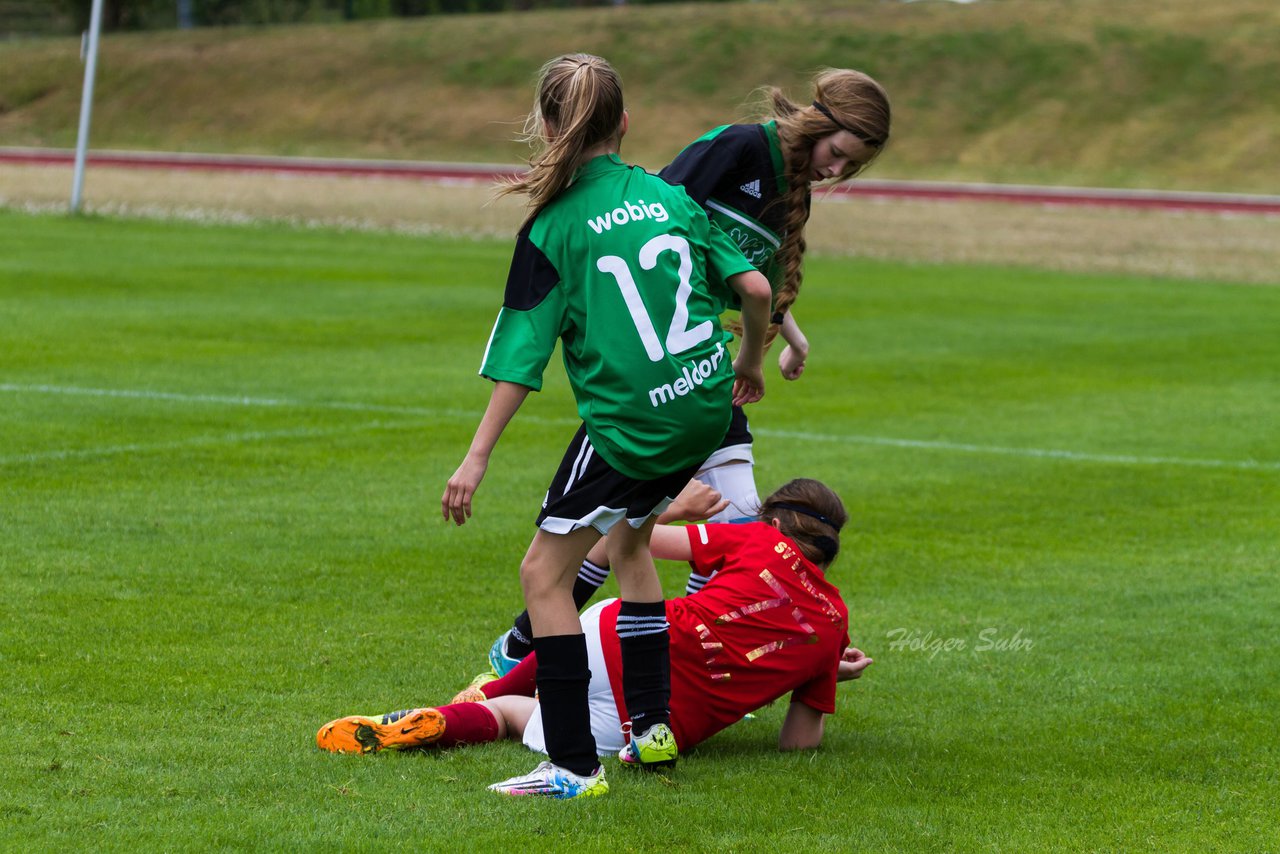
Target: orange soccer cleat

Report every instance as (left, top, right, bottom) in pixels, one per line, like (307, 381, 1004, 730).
(315, 707, 445, 754)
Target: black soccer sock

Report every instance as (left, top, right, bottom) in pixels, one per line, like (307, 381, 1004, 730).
(507, 616, 534, 660)
(684, 569, 713, 596)
(573, 559, 611, 608)
(508, 560, 611, 661)
(617, 600, 671, 733)
(532, 633, 599, 777)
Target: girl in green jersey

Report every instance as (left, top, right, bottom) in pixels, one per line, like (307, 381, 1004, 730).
(486, 68, 892, 673)
(442, 54, 771, 799)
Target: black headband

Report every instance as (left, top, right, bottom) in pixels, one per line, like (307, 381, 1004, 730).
(770, 501, 842, 564)
(811, 101, 884, 148)
(812, 536, 840, 564)
(771, 502, 843, 532)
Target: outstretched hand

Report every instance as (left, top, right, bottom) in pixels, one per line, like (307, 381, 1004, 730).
(442, 381, 531, 527)
(657, 478, 729, 524)
(836, 646, 873, 682)
(732, 356, 765, 406)
(442, 454, 489, 526)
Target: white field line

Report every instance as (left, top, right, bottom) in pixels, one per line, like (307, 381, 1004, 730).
(760, 427, 1280, 472)
(0, 382, 466, 418)
(0, 419, 426, 466)
(2, 382, 1277, 472)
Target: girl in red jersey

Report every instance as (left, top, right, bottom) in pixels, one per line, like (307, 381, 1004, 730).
(317, 479, 873, 759)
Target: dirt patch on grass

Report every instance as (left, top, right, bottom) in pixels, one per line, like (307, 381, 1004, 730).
(4, 163, 1277, 285)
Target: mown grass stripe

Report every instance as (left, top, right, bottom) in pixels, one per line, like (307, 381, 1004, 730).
(5, 382, 1275, 473)
(0, 420, 425, 466)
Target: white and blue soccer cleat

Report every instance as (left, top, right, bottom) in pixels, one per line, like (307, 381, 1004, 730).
(488, 761, 608, 799)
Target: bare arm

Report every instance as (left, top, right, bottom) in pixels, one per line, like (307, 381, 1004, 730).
(727, 269, 771, 405)
(581, 478, 724, 568)
(777, 311, 810, 381)
(650, 524, 695, 562)
(778, 701, 826, 751)
(441, 381, 531, 526)
(778, 648, 872, 750)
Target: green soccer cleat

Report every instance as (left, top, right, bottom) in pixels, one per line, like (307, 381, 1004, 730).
(617, 722, 678, 769)
(451, 670, 499, 705)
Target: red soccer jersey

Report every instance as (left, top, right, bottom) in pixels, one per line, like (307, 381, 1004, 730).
(599, 521, 850, 750)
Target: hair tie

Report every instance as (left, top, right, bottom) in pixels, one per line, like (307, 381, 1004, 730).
(771, 502, 843, 531)
(811, 101, 884, 148)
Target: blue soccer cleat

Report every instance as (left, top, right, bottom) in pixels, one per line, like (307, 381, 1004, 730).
(488, 629, 523, 678)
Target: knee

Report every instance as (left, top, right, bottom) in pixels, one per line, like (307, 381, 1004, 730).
(605, 527, 643, 566)
(519, 555, 556, 602)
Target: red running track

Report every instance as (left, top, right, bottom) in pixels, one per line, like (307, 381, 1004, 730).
(5, 147, 1279, 216)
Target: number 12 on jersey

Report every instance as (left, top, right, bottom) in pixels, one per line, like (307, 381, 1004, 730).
(597, 234, 714, 362)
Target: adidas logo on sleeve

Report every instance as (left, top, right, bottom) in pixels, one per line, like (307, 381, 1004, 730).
(739, 179, 762, 199)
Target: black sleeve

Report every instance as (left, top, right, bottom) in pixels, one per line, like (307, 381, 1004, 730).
(503, 227, 562, 311)
(659, 128, 754, 207)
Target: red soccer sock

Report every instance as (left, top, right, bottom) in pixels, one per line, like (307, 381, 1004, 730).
(435, 702, 501, 748)
(479, 652, 539, 699)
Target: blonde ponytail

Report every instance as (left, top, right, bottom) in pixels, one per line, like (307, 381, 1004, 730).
(499, 54, 625, 223)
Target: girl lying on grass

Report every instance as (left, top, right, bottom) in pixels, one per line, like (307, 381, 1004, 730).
(319, 479, 872, 776)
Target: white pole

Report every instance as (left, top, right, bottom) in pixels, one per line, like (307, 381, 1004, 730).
(71, 0, 106, 213)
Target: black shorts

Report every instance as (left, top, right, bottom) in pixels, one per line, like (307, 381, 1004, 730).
(536, 425, 701, 535)
(723, 405, 753, 448)
(699, 404, 754, 469)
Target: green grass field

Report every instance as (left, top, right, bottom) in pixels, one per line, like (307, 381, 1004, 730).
(2, 209, 1277, 851)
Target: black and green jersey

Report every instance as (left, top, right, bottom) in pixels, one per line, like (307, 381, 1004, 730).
(660, 121, 809, 309)
(480, 154, 756, 480)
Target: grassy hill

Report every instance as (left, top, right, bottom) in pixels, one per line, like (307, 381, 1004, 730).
(2, 0, 1278, 192)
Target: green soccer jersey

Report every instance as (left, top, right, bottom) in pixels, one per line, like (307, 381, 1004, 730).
(480, 154, 756, 480)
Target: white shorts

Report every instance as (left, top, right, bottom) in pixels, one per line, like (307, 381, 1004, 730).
(694, 457, 761, 523)
(521, 599, 627, 757)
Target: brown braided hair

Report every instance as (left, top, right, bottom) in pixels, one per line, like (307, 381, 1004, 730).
(762, 69, 891, 344)
(498, 54, 626, 225)
(759, 478, 850, 567)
